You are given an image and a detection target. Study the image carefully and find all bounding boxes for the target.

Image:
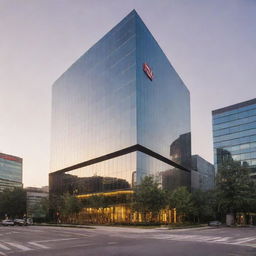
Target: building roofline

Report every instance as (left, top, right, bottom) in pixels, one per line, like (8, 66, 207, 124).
(0, 153, 22, 163)
(192, 154, 213, 166)
(212, 98, 256, 115)
(52, 9, 138, 87)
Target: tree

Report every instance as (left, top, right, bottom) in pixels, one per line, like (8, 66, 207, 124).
(132, 176, 166, 222)
(49, 193, 64, 221)
(0, 188, 26, 219)
(31, 197, 49, 220)
(61, 193, 83, 218)
(191, 189, 217, 223)
(168, 186, 195, 222)
(216, 159, 256, 223)
(84, 195, 112, 209)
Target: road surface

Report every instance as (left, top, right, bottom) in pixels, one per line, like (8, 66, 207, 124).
(0, 225, 255, 255)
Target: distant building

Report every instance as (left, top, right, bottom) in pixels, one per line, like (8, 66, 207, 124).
(25, 186, 49, 218)
(212, 98, 256, 178)
(191, 155, 215, 191)
(0, 153, 22, 192)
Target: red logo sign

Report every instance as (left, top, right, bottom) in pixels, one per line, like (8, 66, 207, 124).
(143, 63, 154, 81)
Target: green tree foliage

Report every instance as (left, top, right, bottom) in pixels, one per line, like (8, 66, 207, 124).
(46, 163, 256, 225)
(0, 188, 26, 218)
(192, 189, 217, 222)
(61, 193, 83, 217)
(132, 176, 166, 220)
(216, 159, 256, 219)
(82, 193, 132, 209)
(49, 194, 63, 214)
(168, 186, 195, 221)
(31, 197, 49, 219)
(83, 195, 112, 209)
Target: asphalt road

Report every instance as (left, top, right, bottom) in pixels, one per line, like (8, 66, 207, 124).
(0, 225, 255, 256)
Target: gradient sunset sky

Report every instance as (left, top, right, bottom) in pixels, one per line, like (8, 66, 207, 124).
(1, 0, 256, 187)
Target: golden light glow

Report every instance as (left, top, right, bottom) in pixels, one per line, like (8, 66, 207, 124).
(76, 190, 134, 199)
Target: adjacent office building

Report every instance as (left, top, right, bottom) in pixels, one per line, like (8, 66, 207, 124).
(26, 186, 49, 218)
(212, 98, 256, 178)
(0, 152, 23, 191)
(49, 10, 191, 201)
(191, 155, 215, 191)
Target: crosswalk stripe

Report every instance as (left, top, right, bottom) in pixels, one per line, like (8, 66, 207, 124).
(32, 238, 78, 243)
(0, 243, 10, 251)
(52, 230, 93, 237)
(108, 242, 118, 245)
(231, 237, 256, 244)
(153, 234, 256, 248)
(212, 237, 231, 242)
(5, 242, 32, 251)
(28, 242, 49, 249)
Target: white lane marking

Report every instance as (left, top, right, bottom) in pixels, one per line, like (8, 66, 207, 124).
(199, 236, 222, 241)
(212, 237, 231, 242)
(68, 243, 95, 249)
(10, 228, 43, 233)
(3, 231, 21, 235)
(231, 237, 256, 244)
(153, 234, 256, 248)
(32, 238, 78, 243)
(5, 242, 32, 251)
(25, 230, 44, 233)
(52, 230, 93, 237)
(28, 242, 50, 249)
(0, 243, 10, 250)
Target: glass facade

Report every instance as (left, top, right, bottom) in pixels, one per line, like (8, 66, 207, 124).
(213, 98, 256, 178)
(50, 10, 191, 197)
(50, 12, 137, 172)
(0, 153, 23, 191)
(191, 155, 215, 191)
(136, 17, 191, 169)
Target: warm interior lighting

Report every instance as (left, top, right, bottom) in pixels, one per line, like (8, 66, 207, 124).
(76, 190, 134, 198)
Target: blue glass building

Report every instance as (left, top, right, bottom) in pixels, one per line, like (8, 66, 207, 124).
(49, 10, 191, 197)
(212, 98, 256, 178)
(0, 153, 23, 191)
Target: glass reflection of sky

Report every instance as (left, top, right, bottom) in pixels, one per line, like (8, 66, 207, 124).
(213, 101, 256, 176)
(50, 12, 137, 172)
(50, 10, 192, 194)
(0, 158, 22, 183)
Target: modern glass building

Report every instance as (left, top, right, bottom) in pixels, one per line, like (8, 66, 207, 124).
(49, 10, 191, 199)
(0, 153, 23, 191)
(212, 98, 256, 178)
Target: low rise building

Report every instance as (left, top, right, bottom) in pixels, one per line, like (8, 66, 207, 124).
(25, 186, 49, 218)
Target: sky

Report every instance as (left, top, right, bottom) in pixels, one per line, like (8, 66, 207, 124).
(0, 0, 256, 187)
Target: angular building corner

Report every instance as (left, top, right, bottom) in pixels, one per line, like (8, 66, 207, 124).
(49, 10, 191, 223)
